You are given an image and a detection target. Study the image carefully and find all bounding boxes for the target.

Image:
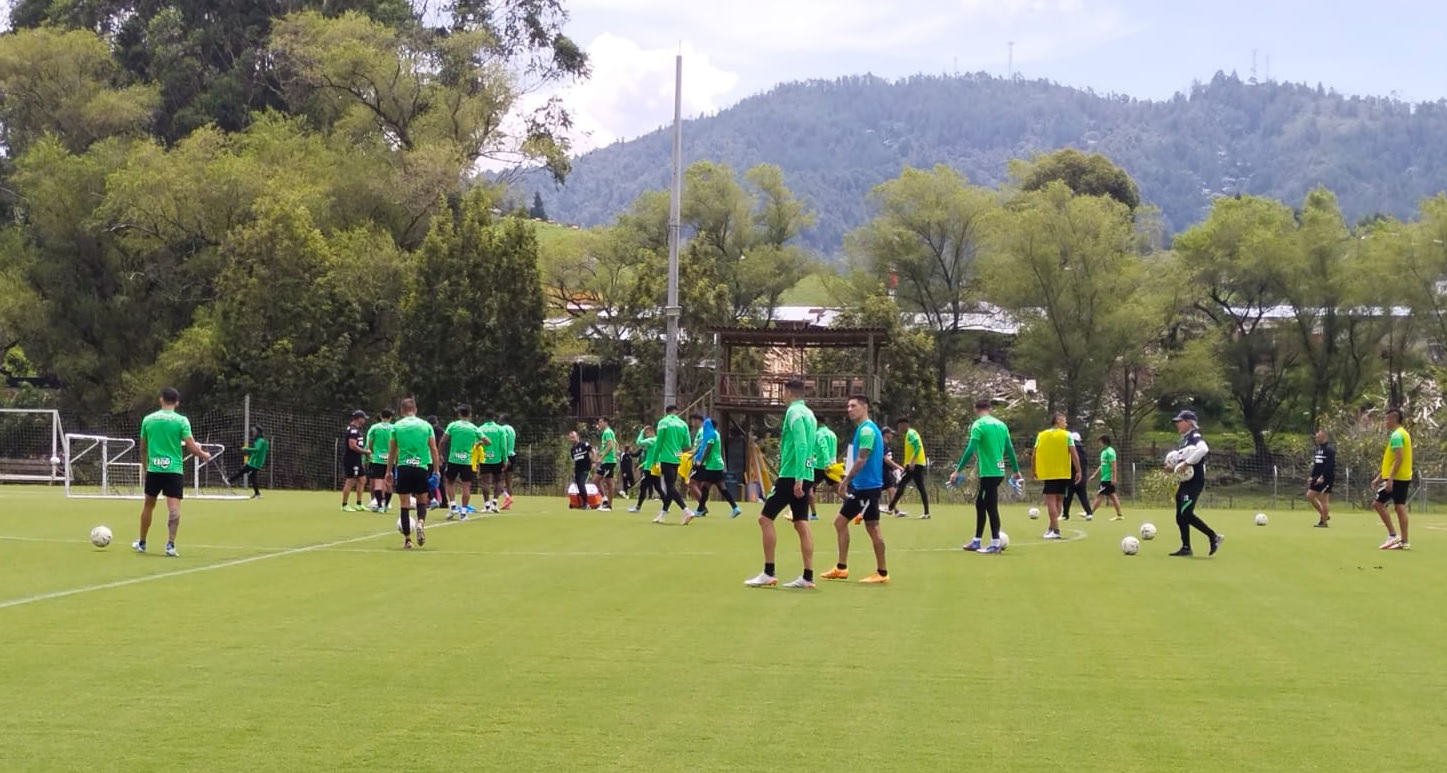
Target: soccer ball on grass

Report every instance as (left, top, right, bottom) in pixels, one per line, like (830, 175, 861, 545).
(1121, 535, 1140, 555)
(90, 525, 112, 548)
(396, 515, 418, 534)
(1027, 507, 1040, 519)
(1140, 522, 1157, 540)
(1255, 512, 1269, 526)
(998, 531, 1009, 550)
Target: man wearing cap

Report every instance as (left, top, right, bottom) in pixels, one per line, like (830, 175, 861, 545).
(341, 410, 368, 511)
(1168, 409, 1223, 557)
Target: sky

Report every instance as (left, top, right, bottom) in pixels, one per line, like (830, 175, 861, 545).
(540, 0, 1447, 154)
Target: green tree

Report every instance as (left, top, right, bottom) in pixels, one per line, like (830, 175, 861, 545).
(1013, 148, 1142, 211)
(530, 192, 548, 220)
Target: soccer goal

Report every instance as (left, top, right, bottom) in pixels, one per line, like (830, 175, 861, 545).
(0, 408, 65, 484)
(63, 434, 247, 499)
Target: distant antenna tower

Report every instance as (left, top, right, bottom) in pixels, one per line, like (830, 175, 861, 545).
(1251, 48, 1258, 83)
(953, 56, 959, 77)
(1265, 54, 1271, 81)
(1008, 41, 1015, 79)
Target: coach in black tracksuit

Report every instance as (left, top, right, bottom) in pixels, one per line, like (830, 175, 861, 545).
(1062, 431, 1094, 520)
(1168, 410, 1223, 557)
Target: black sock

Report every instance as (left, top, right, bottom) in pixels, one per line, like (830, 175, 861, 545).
(722, 487, 738, 508)
(837, 562, 847, 570)
(764, 562, 776, 577)
(416, 503, 427, 524)
(384, 491, 393, 507)
(878, 569, 888, 577)
(697, 487, 711, 510)
(803, 568, 814, 582)
(399, 508, 411, 536)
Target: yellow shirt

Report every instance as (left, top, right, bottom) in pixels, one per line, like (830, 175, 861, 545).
(902, 428, 927, 466)
(1034, 428, 1072, 480)
(1380, 427, 1412, 481)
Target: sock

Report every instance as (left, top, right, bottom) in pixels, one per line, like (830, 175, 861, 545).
(384, 492, 393, 507)
(803, 568, 814, 582)
(722, 487, 738, 509)
(137, 540, 146, 548)
(990, 538, 1000, 547)
(836, 563, 847, 570)
(400, 508, 412, 536)
(877, 569, 888, 577)
(416, 503, 427, 524)
(764, 562, 776, 577)
(697, 487, 711, 510)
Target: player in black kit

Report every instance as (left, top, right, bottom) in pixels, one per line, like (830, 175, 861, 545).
(568, 430, 595, 510)
(1307, 428, 1336, 527)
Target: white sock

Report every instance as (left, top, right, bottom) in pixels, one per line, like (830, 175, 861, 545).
(990, 538, 1000, 547)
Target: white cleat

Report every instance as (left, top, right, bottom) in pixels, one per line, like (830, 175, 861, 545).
(164, 544, 179, 557)
(1043, 530, 1062, 540)
(652, 512, 667, 524)
(681, 508, 696, 525)
(627, 506, 640, 513)
(1083, 514, 1093, 521)
(131, 540, 145, 553)
(743, 572, 778, 587)
(782, 576, 815, 589)
(918, 513, 931, 520)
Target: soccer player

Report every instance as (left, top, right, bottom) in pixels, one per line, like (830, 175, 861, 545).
(949, 398, 1022, 553)
(441, 405, 483, 519)
(1371, 408, 1413, 549)
(1089, 434, 1123, 521)
(651, 405, 696, 524)
(619, 441, 636, 499)
(385, 398, 440, 550)
(475, 411, 506, 512)
(131, 387, 212, 556)
(568, 430, 595, 509)
(745, 379, 818, 588)
(808, 422, 840, 521)
(226, 425, 267, 498)
(499, 413, 518, 510)
(628, 426, 663, 512)
(822, 394, 890, 583)
(1033, 413, 1079, 540)
(692, 416, 741, 518)
(1062, 430, 1095, 521)
(364, 409, 395, 512)
(1307, 428, 1336, 528)
(884, 417, 930, 519)
(594, 416, 618, 511)
(880, 427, 904, 505)
(1167, 410, 1223, 557)
(340, 410, 367, 511)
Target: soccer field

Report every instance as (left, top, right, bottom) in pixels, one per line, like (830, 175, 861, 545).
(1, 489, 1443, 772)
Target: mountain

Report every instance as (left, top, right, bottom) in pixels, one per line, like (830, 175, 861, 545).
(513, 71, 1447, 256)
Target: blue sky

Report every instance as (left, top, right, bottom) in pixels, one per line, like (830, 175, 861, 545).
(543, 0, 1447, 152)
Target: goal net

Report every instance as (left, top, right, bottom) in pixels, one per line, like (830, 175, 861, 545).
(63, 434, 246, 499)
(0, 408, 64, 485)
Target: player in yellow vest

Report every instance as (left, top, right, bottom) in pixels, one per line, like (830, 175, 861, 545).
(1371, 407, 1414, 550)
(1032, 412, 1080, 540)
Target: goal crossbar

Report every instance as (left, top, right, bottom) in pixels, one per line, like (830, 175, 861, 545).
(63, 433, 247, 500)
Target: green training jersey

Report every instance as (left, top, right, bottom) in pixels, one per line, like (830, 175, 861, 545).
(701, 431, 725, 471)
(955, 414, 1019, 477)
(811, 425, 838, 470)
(654, 414, 690, 463)
(501, 423, 517, 457)
(392, 416, 433, 468)
(599, 427, 617, 464)
(778, 399, 818, 480)
(478, 421, 507, 464)
(444, 419, 481, 465)
(243, 436, 270, 467)
(140, 408, 192, 475)
(1100, 446, 1117, 482)
(638, 436, 658, 468)
(365, 422, 393, 465)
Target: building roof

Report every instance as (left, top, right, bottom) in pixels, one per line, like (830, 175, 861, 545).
(708, 325, 889, 348)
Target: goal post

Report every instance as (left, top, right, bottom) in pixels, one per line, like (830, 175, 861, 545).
(63, 433, 247, 500)
(0, 408, 65, 484)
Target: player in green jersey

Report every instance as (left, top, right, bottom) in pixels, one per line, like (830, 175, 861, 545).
(226, 425, 267, 499)
(499, 414, 518, 510)
(385, 397, 441, 549)
(745, 379, 818, 588)
(950, 398, 1022, 553)
(364, 409, 395, 512)
(440, 404, 483, 519)
(475, 410, 507, 512)
(1089, 434, 1123, 520)
(651, 405, 696, 525)
(133, 387, 212, 557)
(691, 414, 740, 518)
(594, 416, 619, 511)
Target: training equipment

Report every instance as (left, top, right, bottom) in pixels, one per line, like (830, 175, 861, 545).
(567, 482, 603, 508)
(1121, 536, 1140, 555)
(1140, 522, 1157, 540)
(1164, 449, 1179, 467)
(1174, 464, 1196, 482)
(0, 408, 65, 484)
(396, 514, 418, 533)
(1027, 507, 1040, 519)
(1255, 512, 1269, 526)
(998, 531, 1010, 550)
(63, 434, 243, 499)
(89, 525, 112, 547)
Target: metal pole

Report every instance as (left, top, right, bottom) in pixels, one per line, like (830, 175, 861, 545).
(243, 394, 251, 450)
(663, 53, 683, 409)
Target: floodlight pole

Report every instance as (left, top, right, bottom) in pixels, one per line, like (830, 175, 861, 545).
(663, 53, 683, 410)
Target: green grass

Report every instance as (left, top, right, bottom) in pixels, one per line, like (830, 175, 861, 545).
(1, 487, 1443, 771)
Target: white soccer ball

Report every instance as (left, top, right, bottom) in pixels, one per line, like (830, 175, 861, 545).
(1140, 522, 1157, 540)
(998, 531, 1010, 550)
(89, 525, 112, 548)
(1164, 450, 1180, 467)
(1174, 465, 1196, 482)
(396, 515, 418, 533)
(1255, 512, 1268, 526)
(1027, 507, 1040, 519)
(49, 455, 61, 466)
(1121, 535, 1140, 555)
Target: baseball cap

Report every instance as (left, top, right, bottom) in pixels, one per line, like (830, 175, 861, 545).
(1172, 409, 1198, 422)
(350, 409, 367, 419)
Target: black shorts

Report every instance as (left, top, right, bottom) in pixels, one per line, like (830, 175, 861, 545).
(1042, 479, 1070, 496)
(444, 462, 475, 483)
(693, 468, 725, 485)
(1097, 482, 1117, 496)
(597, 462, 616, 479)
(368, 463, 389, 479)
(343, 458, 364, 479)
(144, 472, 185, 499)
(813, 469, 828, 486)
(840, 487, 883, 522)
(395, 466, 431, 496)
(1309, 480, 1333, 494)
(1376, 480, 1410, 505)
(478, 462, 504, 476)
(761, 476, 813, 521)
(507, 454, 517, 470)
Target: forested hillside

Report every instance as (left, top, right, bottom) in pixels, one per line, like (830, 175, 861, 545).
(518, 72, 1447, 254)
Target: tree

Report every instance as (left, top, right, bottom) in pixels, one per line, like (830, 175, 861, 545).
(530, 192, 548, 220)
(847, 165, 997, 390)
(1013, 148, 1142, 211)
